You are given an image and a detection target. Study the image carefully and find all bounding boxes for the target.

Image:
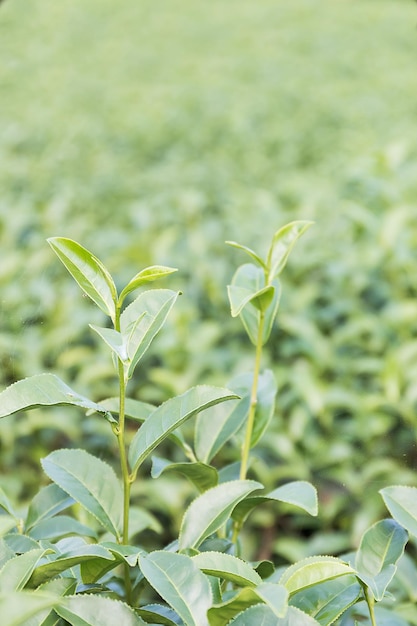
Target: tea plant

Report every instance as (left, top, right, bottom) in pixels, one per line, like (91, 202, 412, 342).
(0, 222, 416, 625)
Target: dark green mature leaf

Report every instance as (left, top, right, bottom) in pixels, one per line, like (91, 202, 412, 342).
(0, 549, 49, 591)
(129, 386, 238, 473)
(355, 519, 408, 601)
(266, 220, 313, 281)
(41, 449, 123, 539)
(290, 575, 361, 626)
(26, 484, 74, 532)
(137, 604, 182, 626)
(280, 557, 355, 595)
(139, 551, 212, 626)
(232, 481, 318, 525)
(28, 516, 97, 541)
(0, 592, 58, 626)
(192, 551, 263, 587)
(213, 603, 317, 626)
(0, 487, 17, 518)
(120, 289, 179, 378)
(151, 457, 219, 492)
(208, 583, 288, 626)
(47, 237, 117, 321)
(179, 480, 262, 550)
(119, 265, 178, 304)
(56, 595, 148, 626)
(30, 542, 114, 588)
(380, 485, 417, 537)
(0, 374, 112, 421)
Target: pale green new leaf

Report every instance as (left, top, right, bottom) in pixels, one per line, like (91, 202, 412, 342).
(80, 543, 143, 584)
(232, 481, 318, 526)
(179, 480, 262, 550)
(380, 485, 417, 537)
(56, 595, 148, 626)
(228, 264, 281, 345)
(119, 265, 178, 304)
(238, 605, 320, 625)
(89, 325, 129, 362)
(47, 237, 117, 321)
(0, 516, 17, 537)
(129, 386, 238, 473)
(0, 374, 112, 421)
(121, 289, 179, 378)
(194, 396, 250, 464)
(280, 557, 355, 595)
(228, 284, 275, 317)
(355, 518, 408, 601)
(0, 592, 58, 626)
(290, 575, 361, 626)
(0, 548, 48, 592)
(192, 551, 263, 587)
(26, 484, 74, 531)
(151, 457, 218, 492)
(266, 220, 313, 281)
(226, 240, 266, 269)
(41, 449, 123, 539)
(139, 551, 212, 626)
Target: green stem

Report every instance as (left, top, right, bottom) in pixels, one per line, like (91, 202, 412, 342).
(114, 305, 133, 603)
(239, 311, 265, 481)
(364, 587, 377, 626)
(232, 311, 265, 545)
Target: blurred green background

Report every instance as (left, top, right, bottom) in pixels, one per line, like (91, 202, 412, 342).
(1, 0, 417, 560)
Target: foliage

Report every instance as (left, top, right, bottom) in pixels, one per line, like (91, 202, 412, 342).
(0, 231, 416, 625)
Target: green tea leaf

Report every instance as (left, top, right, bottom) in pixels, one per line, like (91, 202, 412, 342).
(0, 516, 17, 537)
(0, 549, 48, 592)
(26, 484, 74, 532)
(0, 487, 17, 518)
(192, 551, 262, 587)
(226, 241, 266, 269)
(136, 604, 182, 626)
(179, 480, 262, 550)
(139, 551, 212, 626)
(215, 603, 317, 626)
(266, 220, 313, 281)
(28, 516, 97, 541)
(380, 485, 417, 537)
(119, 265, 178, 304)
(0, 374, 112, 421)
(80, 542, 142, 584)
(232, 481, 318, 525)
(56, 595, 147, 626)
(151, 457, 219, 492)
(0, 592, 58, 626)
(23, 577, 77, 626)
(41, 449, 123, 539)
(89, 325, 129, 362)
(355, 518, 408, 601)
(129, 386, 238, 473)
(208, 583, 288, 626)
(194, 396, 250, 464)
(280, 556, 355, 595)
(47, 237, 117, 321)
(290, 575, 361, 625)
(121, 289, 179, 378)
(228, 264, 281, 345)
(30, 542, 114, 588)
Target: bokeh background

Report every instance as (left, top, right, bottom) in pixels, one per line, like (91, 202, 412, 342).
(1, 0, 417, 561)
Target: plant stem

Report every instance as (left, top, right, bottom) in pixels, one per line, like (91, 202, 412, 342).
(114, 305, 133, 603)
(364, 587, 377, 626)
(239, 311, 265, 481)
